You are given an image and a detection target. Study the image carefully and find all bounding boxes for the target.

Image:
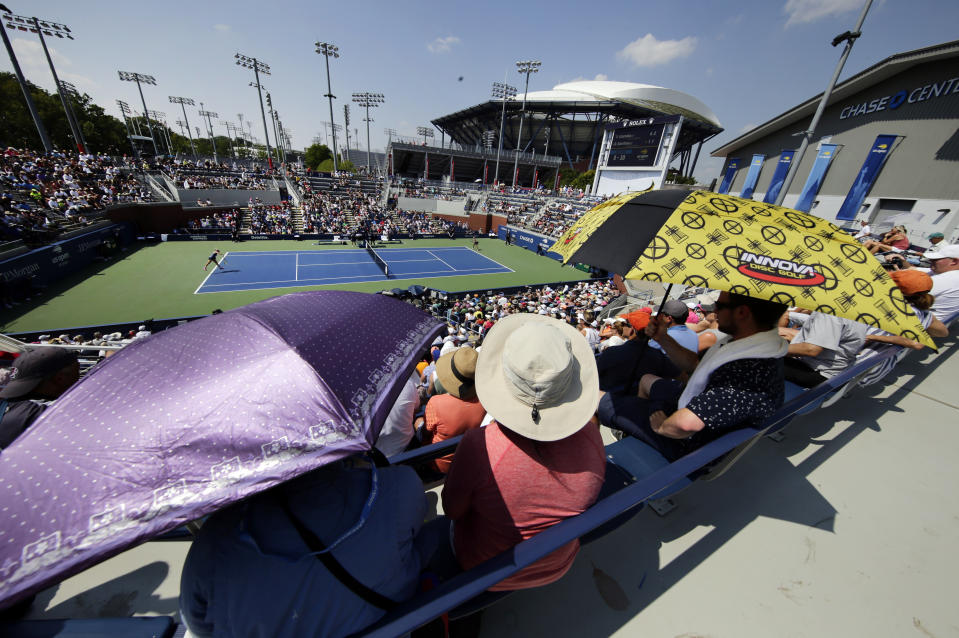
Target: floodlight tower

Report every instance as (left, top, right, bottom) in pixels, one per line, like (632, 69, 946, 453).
(491, 81, 517, 185)
(416, 126, 434, 146)
(115, 99, 139, 158)
(512, 60, 541, 187)
(147, 110, 172, 154)
(198, 102, 219, 163)
(343, 104, 351, 160)
(482, 130, 496, 151)
(118, 70, 159, 156)
(235, 52, 273, 169)
(0, 8, 52, 151)
(352, 92, 384, 173)
(169, 96, 197, 159)
(58, 80, 88, 152)
(4, 11, 82, 151)
(315, 41, 340, 172)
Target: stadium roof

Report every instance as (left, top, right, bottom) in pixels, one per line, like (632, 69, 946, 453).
(432, 80, 723, 171)
(712, 39, 959, 157)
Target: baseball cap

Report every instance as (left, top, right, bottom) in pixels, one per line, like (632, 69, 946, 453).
(924, 244, 959, 260)
(889, 270, 933, 296)
(0, 348, 78, 399)
(928, 232, 944, 240)
(661, 299, 690, 322)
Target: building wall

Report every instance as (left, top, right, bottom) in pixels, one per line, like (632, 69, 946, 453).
(717, 57, 959, 239)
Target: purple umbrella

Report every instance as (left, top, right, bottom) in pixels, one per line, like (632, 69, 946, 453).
(0, 291, 444, 607)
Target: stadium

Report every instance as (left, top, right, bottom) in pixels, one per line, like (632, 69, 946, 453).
(0, 6, 958, 638)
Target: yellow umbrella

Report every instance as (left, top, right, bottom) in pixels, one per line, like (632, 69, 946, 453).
(553, 189, 935, 348)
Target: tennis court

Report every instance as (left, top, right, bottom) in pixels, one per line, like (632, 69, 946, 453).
(195, 246, 513, 294)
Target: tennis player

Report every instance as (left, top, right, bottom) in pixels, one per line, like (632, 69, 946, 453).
(204, 249, 226, 272)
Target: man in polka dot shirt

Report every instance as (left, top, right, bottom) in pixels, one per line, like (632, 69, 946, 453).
(597, 292, 789, 461)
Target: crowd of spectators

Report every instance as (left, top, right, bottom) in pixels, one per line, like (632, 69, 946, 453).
(401, 184, 468, 200)
(247, 202, 293, 235)
(182, 210, 239, 232)
(0, 148, 153, 244)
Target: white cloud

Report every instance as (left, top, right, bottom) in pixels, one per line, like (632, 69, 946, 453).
(738, 122, 758, 134)
(10, 38, 96, 93)
(427, 36, 460, 54)
(593, 73, 608, 81)
(617, 33, 697, 68)
(213, 24, 231, 32)
(783, 0, 862, 27)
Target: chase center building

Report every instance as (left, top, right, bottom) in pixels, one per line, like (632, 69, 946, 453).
(711, 40, 959, 243)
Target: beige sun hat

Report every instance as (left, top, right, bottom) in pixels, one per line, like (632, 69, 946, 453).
(435, 346, 478, 400)
(475, 313, 598, 442)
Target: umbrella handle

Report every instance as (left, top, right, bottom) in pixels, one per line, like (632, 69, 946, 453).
(655, 284, 674, 316)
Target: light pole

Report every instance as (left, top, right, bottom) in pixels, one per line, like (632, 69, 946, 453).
(147, 110, 172, 154)
(482, 130, 496, 151)
(774, 0, 873, 206)
(235, 52, 274, 169)
(315, 41, 340, 172)
(198, 103, 219, 164)
(343, 104, 351, 162)
(4, 12, 81, 151)
(417, 126, 434, 147)
(352, 92, 384, 173)
(115, 99, 138, 159)
(224, 122, 238, 158)
(0, 8, 52, 151)
(58, 80, 88, 152)
(491, 80, 517, 186)
(169, 96, 197, 160)
(384, 128, 397, 177)
(264, 93, 282, 164)
(512, 60, 541, 188)
(118, 70, 159, 156)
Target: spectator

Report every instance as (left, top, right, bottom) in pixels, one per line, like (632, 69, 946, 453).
(595, 309, 680, 393)
(424, 314, 605, 591)
(416, 347, 485, 473)
(598, 293, 789, 461)
(863, 225, 910, 254)
(179, 458, 429, 637)
(0, 348, 80, 449)
(853, 220, 872, 241)
(649, 299, 699, 354)
(783, 312, 868, 388)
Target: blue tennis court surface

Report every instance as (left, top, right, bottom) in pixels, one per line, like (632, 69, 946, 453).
(195, 246, 513, 294)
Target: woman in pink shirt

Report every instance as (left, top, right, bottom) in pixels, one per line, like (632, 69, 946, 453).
(431, 314, 606, 591)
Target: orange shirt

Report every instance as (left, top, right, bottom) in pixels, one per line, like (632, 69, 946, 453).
(423, 393, 487, 472)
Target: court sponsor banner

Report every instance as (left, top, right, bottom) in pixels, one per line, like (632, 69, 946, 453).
(718, 158, 740, 194)
(739, 155, 765, 199)
(835, 135, 897, 221)
(762, 150, 795, 204)
(794, 144, 838, 212)
(497, 226, 562, 261)
(0, 225, 132, 287)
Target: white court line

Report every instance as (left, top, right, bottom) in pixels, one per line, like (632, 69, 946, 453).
(226, 249, 369, 257)
(426, 250, 456, 271)
(425, 247, 514, 274)
(295, 252, 299, 281)
(192, 250, 231, 295)
(297, 260, 378, 267)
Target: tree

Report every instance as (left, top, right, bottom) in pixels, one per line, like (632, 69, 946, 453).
(570, 170, 595, 191)
(303, 144, 332, 170)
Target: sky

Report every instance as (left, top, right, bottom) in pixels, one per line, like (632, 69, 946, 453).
(2, 0, 958, 182)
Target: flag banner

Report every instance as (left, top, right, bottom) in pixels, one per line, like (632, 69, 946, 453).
(763, 150, 795, 204)
(425, 154, 429, 179)
(533, 169, 539, 189)
(553, 170, 560, 191)
(739, 155, 765, 199)
(718, 158, 740, 194)
(835, 135, 897, 221)
(794, 144, 838, 212)
(451, 158, 454, 182)
(483, 161, 488, 184)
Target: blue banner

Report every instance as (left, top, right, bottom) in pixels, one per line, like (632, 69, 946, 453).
(739, 154, 765, 199)
(497, 226, 562, 261)
(835, 135, 897, 221)
(762, 150, 795, 204)
(717, 158, 740, 194)
(794, 144, 838, 212)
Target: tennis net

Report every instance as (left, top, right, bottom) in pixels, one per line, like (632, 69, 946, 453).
(366, 244, 390, 278)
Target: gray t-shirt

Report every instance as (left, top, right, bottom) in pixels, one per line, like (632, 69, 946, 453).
(790, 312, 867, 378)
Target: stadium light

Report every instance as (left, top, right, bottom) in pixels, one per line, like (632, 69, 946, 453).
(416, 126, 434, 146)
(482, 130, 496, 151)
(235, 52, 274, 169)
(4, 11, 83, 151)
(169, 96, 197, 160)
(0, 8, 52, 151)
(352, 92, 384, 173)
(115, 99, 139, 159)
(147, 109, 173, 154)
(343, 104, 351, 160)
(315, 41, 340, 172)
(198, 103, 219, 164)
(58, 80, 89, 153)
(491, 81, 517, 186)
(118, 70, 159, 156)
(512, 60, 541, 188)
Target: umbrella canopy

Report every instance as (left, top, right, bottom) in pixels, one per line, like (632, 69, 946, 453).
(0, 291, 444, 607)
(553, 189, 934, 348)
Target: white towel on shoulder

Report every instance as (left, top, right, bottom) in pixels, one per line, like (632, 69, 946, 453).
(677, 328, 788, 409)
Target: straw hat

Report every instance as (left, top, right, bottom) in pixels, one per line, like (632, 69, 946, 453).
(434, 346, 478, 400)
(475, 314, 598, 442)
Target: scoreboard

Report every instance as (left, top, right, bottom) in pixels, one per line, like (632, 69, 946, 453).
(606, 122, 666, 167)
